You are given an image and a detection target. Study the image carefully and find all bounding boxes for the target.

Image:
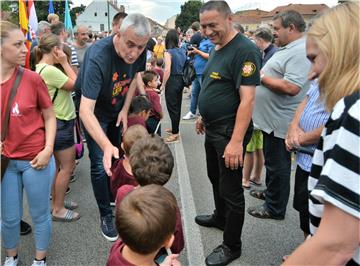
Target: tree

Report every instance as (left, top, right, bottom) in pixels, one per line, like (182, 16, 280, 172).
(0, 1, 18, 24)
(70, 4, 86, 25)
(175, 0, 202, 33)
(34, 0, 72, 23)
(0, 0, 85, 28)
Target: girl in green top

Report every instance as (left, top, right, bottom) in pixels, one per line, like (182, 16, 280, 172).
(35, 33, 80, 222)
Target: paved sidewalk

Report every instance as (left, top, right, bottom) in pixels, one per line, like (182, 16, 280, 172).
(1, 91, 304, 265)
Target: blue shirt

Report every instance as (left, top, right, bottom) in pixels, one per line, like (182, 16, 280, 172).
(194, 38, 214, 76)
(297, 80, 329, 171)
(167, 48, 186, 75)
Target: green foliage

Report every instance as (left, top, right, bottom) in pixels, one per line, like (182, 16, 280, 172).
(175, 0, 202, 33)
(70, 4, 86, 25)
(0, 1, 18, 24)
(1, 1, 86, 29)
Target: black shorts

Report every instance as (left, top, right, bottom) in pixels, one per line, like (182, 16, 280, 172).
(54, 118, 75, 151)
(293, 165, 310, 234)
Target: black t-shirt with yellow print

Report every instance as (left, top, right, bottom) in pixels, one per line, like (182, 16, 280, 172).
(198, 33, 261, 124)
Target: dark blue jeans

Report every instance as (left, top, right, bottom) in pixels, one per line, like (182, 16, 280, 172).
(204, 120, 252, 251)
(84, 120, 122, 217)
(262, 131, 291, 218)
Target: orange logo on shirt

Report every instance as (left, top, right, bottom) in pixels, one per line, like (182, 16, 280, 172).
(112, 72, 119, 82)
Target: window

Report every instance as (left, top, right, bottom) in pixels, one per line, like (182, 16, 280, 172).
(105, 12, 108, 16)
(94, 12, 97, 16)
(100, 24, 104, 31)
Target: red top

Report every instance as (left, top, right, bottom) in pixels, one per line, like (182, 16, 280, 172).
(127, 115, 146, 129)
(110, 159, 138, 197)
(106, 239, 135, 266)
(116, 185, 185, 254)
(1, 67, 52, 160)
(145, 88, 162, 120)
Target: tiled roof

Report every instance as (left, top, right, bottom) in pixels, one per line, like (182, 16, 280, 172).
(262, 4, 329, 18)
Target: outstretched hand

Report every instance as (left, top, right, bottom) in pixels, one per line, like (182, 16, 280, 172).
(103, 144, 119, 176)
(116, 110, 128, 132)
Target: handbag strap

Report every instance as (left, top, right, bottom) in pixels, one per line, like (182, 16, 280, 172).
(1, 67, 24, 142)
(37, 65, 58, 103)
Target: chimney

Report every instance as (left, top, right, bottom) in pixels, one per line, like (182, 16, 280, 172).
(119, 5, 125, 13)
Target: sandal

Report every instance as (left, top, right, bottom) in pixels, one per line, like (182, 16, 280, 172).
(247, 205, 284, 220)
(242, 184, 251, 190)
(250, 179, 262, 186)
(64, 200, 78, 210)
(164, 134, 180, 144)
(164, 128, 173, 135)
(249, 189, 266, 200)
(52, 209, 80, 222)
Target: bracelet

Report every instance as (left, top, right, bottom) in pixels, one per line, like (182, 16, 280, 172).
(139, 93, 147, 97)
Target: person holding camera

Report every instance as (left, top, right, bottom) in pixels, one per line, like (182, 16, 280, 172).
(183, 35, 214, 120)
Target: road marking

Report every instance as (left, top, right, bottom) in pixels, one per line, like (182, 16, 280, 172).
(173, 140, 206, 266)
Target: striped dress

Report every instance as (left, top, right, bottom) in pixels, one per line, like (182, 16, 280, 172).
(308, 91, 360, 265)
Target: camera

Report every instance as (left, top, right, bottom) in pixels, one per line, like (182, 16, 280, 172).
(187, 44, 197, 51)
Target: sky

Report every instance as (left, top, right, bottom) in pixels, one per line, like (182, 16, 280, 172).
(71, 0, 339, 24)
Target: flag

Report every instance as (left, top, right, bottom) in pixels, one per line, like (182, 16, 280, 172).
(19, 0, 28, 34)
(48, 0, 55, 14)
(64, 0, 73, 32)
(18, 0, 31, 68)
(28, 0, 38, 41)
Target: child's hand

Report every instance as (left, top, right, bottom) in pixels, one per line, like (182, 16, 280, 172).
(160, 254, 181, 266)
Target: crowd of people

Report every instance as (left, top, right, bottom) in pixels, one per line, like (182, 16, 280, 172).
(1, 0, 359, 266)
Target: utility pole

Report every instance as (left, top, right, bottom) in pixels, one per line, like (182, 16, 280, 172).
(107, 1, 110, 32)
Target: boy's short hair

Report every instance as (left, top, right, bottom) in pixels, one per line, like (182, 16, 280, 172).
(156, 57, 164, 67)
(112, 11, 128, 24)
(122, 125, 148, 156)
(129, 135, 174, 186)
(142, 70, 158, 86)
(116, 185, 177, 254)
(129, 96, 152, 115)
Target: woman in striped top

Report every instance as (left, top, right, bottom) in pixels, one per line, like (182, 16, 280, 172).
(284, 2, 359, 265)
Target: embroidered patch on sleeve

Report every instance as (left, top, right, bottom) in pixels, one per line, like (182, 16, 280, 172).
(241, 62, 256, 77)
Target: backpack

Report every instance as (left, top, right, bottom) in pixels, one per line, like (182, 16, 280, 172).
(182, 59, 196, 87)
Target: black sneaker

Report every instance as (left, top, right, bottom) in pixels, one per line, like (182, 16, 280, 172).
(100, 214, 118, 242)
(20, 220, 32, 235)
(205, 244, 241, 266)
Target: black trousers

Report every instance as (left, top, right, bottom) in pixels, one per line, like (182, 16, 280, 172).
(262, 131, 291, 218)
(205, 121, 252, 251)
(165, 75, 184, 134)
(293, 166, 310, 234)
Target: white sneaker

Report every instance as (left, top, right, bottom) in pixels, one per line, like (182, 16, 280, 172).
(4, 256, 18, 266)
(31, 260, 46, 266)
(183, 112, 196, 120)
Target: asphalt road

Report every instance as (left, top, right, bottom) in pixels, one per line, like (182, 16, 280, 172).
(2, 90, 304, 265)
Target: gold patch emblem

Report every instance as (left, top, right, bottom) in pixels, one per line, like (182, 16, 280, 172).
(241, 62, 256, 77)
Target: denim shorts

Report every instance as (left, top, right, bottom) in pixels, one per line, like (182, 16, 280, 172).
(54, 118, 75, 151)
